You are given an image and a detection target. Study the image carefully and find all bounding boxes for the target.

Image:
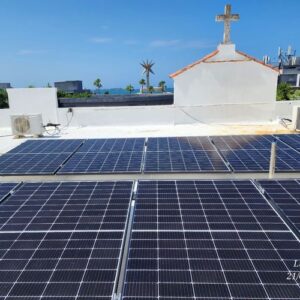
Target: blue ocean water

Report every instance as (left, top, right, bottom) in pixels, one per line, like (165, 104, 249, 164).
(94, 88, 174, 95)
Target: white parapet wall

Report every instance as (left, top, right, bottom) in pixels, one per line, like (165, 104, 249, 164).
(0, 87, 300, 129)
(7, 88, 58, 124)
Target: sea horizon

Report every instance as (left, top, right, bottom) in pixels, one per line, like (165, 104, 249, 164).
(94, 87, 174, 95)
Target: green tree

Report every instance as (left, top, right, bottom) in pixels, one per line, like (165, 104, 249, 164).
(148, 86, 154, 94)
(93, 78, 102, 91)
(140, 60, 155, 92)
(0, 89, 9, 108)
(277, 82, 293, 100)
(139, 79, 146, 93)
(28, 85, 35, 88)
(126, 84, 134, 94)
(158, 80, 166, 92)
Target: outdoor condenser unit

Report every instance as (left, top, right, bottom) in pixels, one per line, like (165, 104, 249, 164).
(292, 106, 300, 131)
(10, 114, 44, 138)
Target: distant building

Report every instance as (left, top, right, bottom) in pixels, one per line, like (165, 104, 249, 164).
(54, 81, 83, 93)
(0, 83, 12, 89)
(279, 57, 300, 88)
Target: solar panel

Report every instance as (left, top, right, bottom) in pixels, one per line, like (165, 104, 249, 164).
(144, 150, 230, 173)
(147, 136, 216, 151)
(78, 138, 145, 153)
(58, 151, 143, 174)
(0, 183, 18, 202)
(211, 135, 300, 172)
(57, 138, 146, 174)
(0, 153, 71, 175)
(0, 230, 124, 299)
(123, 180, 300, 299)
(276, 134, 300, 151)
(220, 148, 300, 172)
(0, 181, 133, 232)
(212, 135, 290, 150)
(0, 181, 133, 299)
(145, 137, 229, 173)
(8, 139, 84, 154)
(259, 179, 300, 232)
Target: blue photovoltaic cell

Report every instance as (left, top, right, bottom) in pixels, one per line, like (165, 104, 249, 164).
(58, 151, 143, 174)
(0, 181, 133, 232)
(259, 179, 300, 232)
(123, 180, 300, 300)
(276, 134, 300, 151)
(145, 137, 229, 173)
(211, 135, 300, 172)
(0, 181, 133, 299)
(78, 138, 145, 153)
(0, 153, 71, 175)
(8, 139, 84, 154)
(0, 183, 18, 201)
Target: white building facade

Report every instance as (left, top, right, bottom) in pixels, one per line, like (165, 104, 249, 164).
(171, 44, 279, 106)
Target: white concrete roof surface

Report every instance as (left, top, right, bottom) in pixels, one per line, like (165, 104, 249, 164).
(0, 122, 294, 155)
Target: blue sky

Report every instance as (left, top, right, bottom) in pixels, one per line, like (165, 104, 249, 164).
(0, 0, 299, 89)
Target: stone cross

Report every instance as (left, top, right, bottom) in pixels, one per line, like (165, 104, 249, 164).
(216, 4, 240, 44)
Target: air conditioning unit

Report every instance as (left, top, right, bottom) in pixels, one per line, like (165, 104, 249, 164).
(292, 106, 300, 131)
(11, 114, 44, 138)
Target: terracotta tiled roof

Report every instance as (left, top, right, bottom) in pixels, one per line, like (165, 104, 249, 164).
(169, 50, 219, 78)
(170, 49, 279, 78)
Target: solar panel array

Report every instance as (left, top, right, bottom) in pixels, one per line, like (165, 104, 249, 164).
(0, 181, 133, 299)
(1, 134, 300, 175)
(145, 137, 230, 173)
(211, 135, 300, 172)
(123, 180, 300, 300)
(1, 135, 300, 298)
(58, 138, 145, 174)
(259, 179, 300, 232)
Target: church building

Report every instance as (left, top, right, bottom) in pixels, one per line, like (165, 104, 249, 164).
(170, 4, 279, 106)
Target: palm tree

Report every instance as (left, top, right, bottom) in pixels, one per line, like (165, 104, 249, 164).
(158, 81, 166, 93)
(126, 84, 134, 94)
(140, 60, 155, 92)
(148, 86, 154, 94)
(93, 78, 102, 93)
(139, 79, 146, 93)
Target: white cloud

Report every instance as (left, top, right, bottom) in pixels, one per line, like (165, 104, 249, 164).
(90, 37, 113, 44)
(150, 39, 181, 47)
(17, 49, 47, 55)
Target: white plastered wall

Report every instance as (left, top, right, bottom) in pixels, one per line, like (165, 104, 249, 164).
(7, 88, 58, 124)
(173, 44, 278, 106)
(173, 61, 278, 106)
